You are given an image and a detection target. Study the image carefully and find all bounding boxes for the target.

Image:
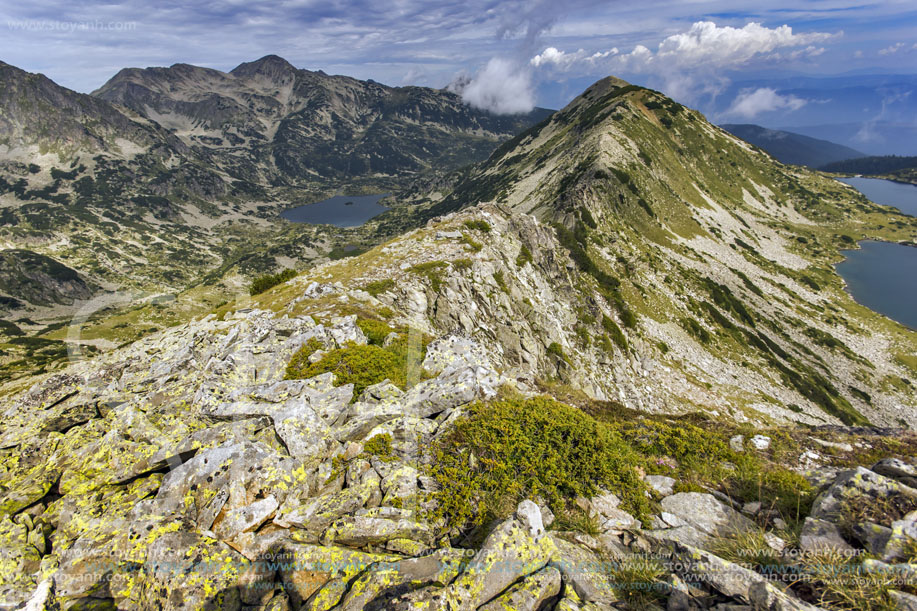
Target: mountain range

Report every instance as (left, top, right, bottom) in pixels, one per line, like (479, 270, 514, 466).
(0, 56, 551, 377)
(720, 124, 865, 168)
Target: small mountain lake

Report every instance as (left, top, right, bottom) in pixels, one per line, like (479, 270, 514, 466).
(835, 241, 917, 329)
(836, 177, 917, 217)
(281, 193, 390, 227)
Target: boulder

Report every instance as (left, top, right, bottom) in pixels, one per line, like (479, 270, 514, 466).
(849, 522, 893, 556)
(810, 467, 917, 522)
(549, 535, 618, 605)
(417, 501, 557, 610)
(273, 544, 397, 609)
(333, 549, 465, 611)
(120, 531, 251, 611)
(659, 493, 755, 537)
(872, 458, 917, 488)
(323, 508, 434, 549)
(645, 475, 676, 497)
(798, 517, 854, 553)
(478, 565, 562, 611)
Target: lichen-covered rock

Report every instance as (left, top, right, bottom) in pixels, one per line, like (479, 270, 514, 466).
(810, 467, 917, 521)
(119, 531, 252, 611)
(323, 507, 434, 549)
(478, 565, 562, 611)
(403, 501, 556, 610)
(872, 458, 917, 488)
(548, 536, 617, 606)
(333, 549, 465, 611)
(799, 517, 855, 553)
(272, 544, 397, 608)
(659, 493, 755, 537)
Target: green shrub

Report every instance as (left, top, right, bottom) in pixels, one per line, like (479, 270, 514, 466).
(460, 233, 483, 252)
(493, 270, 509, 294)
(356, 318, 394, 345)
(516, 245, 533, 267)
(409, 261, 448, 292)
(463, 219, 491, 233)
(285, 344, 406, 396)
(427, 397, 650, 530)
(282, 338, 324, 377)
(602, 315, 628, 351)
(452, 258, 473, 271)
(249, 268, 297, 295)
(363, 278, 395, 296)
(547, 342, 571, 364)
(363, 433, 394, 460)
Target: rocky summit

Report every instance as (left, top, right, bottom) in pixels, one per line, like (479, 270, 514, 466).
(1, 68, 916, 611)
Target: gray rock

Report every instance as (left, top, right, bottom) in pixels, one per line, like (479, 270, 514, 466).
(872, 458, 917, 487)
(729, 435, 744, 452)
(660, 493, 755, 537)
(646, 475, 676, 496)
(273, 401, 341, 461)
(549, 536, 617, 605)
(748, 581, 823, 610)
(125, 531, 249, 610)
(419, 501, 557, 609)
(421, 334, 492, 376)
(517, 499, 547, 538)
(882, 510, 917, 561)
(890, 589, 917, 611)
(323, 509, 434, 548)
(212, 495, 279, 541)
(334, 549, 465, 611)
(478, 566, 562, 611)
(810, 466, 917, 521)
(850, 521, 893, 555)
(798, 517, 854, 553)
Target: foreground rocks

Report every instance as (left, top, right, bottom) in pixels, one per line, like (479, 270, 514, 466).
(2, 306, 916, 610)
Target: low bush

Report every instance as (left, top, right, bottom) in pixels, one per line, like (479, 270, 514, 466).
(463, 219, 491, 233)
(409, 261, 448, 292)
(362, 278, 395, 296)
(452, 258, 473, 271)
(356, 318, 394, 345)
(363, 433, 394, 460)
(249, 268, 297, 295)
(426, 396, 651, 530)
(285, 343, 406, 396)
(547, 341, 571, 364)
(516, 244, 533, 267)
(602, 315, 628, 351)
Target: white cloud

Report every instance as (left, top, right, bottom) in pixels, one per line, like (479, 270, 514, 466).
(726, 87, 807, 119)
(530, 46, 617, 70)
(879, 42, 905, 55)
(627, 21, 836, 70)
(461, 58, 535, 114)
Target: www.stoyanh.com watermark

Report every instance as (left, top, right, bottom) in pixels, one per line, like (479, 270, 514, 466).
(7, 20, 137, 32)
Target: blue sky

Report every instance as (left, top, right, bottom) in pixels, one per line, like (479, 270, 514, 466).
(1, 0, 915, 129)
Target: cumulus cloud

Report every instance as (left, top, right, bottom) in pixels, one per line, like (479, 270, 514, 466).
(879, 42, 906, 55)
(651, 21, 834, 68)
(726, 87, 807, 119)
(530, 46, 617, 70)
(612, 21, 837, 74)
(461, 58, 535, 114)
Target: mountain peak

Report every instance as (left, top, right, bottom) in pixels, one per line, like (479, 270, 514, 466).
(229, 54, 298, 79)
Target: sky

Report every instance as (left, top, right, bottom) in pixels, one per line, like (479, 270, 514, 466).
(1, 0, 916, 136)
